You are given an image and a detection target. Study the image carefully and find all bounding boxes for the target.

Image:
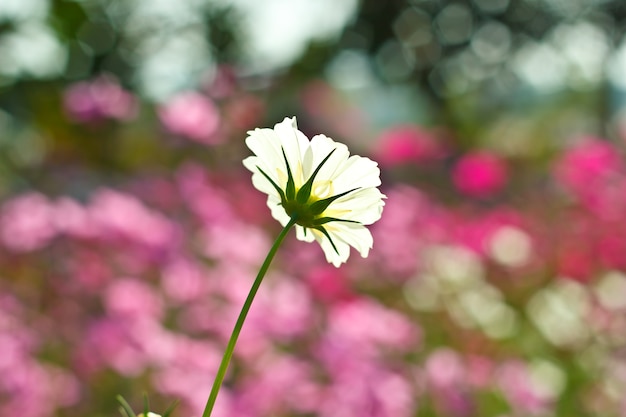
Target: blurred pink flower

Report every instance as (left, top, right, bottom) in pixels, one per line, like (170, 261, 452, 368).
(306, 266, 355, 303)
(371, 186, 449, 277)
(201, 220, 269, 266)
(425, 348, 465, 389)
(496, 361, 554, 416)
(318, 299, 419, 366)
(0, 193, 56, 252)
(554, 138, 622, 195)
(425, 349, 475, 417)
(317, 362, 415, 417)
(251, 279, 314, 340)
(161, 259, 209, 303)
(554, 138, 626, 219)
(452, 151, 508, 198)
(158, 92, 221, 144)
(453, 207, 530, 258)
(81, 319, 148, 376)
(375, 125, 445, 166)
(89, 189, 178, 251)
(104, 278, 164, 320)
(53, 197, 95, 239)
(235, 355, 319, 416)
(63, 75, 137, 123)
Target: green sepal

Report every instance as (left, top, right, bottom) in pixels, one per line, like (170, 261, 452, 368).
(309, 187, 360, 216)
(296, 149, 336, 204)
(281, 148, 296, 200)
(313, 225, 340, 255)
(117, 395, 137, 417)
(313, 217, 361, 225)
(257, 166, 287, 205)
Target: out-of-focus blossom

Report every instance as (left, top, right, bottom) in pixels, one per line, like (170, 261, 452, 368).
(0, 193, 56, 252)
(63, 75, 138, 123)
(306, 265, 355, 303)
(88, 189, 178, 252)
(158, 92, 221, 144)
(375, 125, 445, 166)
(496, 361, 556, 415)
(370, 186, 448, 277)
(243, 117, 386, 266)
(553, 137, 626, 218)
(425, 349, 475, 417)
(104, 278, 163, 320)
(554, 137, 622, 197)
(452, 151, 508, 197)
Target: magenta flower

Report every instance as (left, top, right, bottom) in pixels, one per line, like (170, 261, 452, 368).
(375, 125, 445, 167)
(554, 137, 622, 196)
(452, 151, 508, 198)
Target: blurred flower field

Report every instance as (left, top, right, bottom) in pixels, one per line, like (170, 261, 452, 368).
(3, 1, 626, 417)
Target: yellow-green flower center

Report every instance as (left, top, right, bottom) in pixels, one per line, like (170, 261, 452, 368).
(282, 190, 321, 227)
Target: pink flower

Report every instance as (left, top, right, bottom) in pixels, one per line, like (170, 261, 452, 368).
(104, 278, 163, 320)
(553, 138, 626, 218)
(554, 138, 622, 196)
(375, 125, 445, 166)
(306, 266, 355, 303)
(158, 92, 221, 144)
(0, 193, 56, 252)
(63, 75, 137, 123)
(452, 151, 508, 197)
(496, 361, 554, 415)
(425, 348, 465, 389)
(89, 189, 178, 251)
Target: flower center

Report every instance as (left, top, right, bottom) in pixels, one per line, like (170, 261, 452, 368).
(282, 189, 323, 228)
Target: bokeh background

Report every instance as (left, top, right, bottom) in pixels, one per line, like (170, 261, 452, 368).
(3, 0, 626, 416)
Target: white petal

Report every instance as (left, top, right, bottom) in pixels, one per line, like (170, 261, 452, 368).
(331, 155, 382, 194)
(327, 222, 374, 258)
(315, 229, 351, 267)
(267, 194, 290, 226)
(306, 134, 350, 186)
(245, 128, 284, 178)
(295, 225, 316, 242)
(328, 188, 386, 225)
(274, 117, 310, 186)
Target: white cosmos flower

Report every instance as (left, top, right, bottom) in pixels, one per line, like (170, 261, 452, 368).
(243, 117, 386, 267)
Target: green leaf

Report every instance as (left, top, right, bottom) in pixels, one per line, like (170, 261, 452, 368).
(296, 148, 336, 204)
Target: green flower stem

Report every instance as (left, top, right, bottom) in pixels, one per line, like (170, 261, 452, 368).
(201, 216, 298, 417)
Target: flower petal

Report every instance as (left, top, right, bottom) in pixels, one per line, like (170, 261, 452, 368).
(274, 117, 310, 186)
(314, 229, 351, 267)
(328, 188, 386, 225)
(296, 225, 316, 242)
(330, 155, 382, 194)
(327, 222, 374, 258)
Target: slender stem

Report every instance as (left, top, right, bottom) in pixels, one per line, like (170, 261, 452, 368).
(201, 217, 297, 417)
